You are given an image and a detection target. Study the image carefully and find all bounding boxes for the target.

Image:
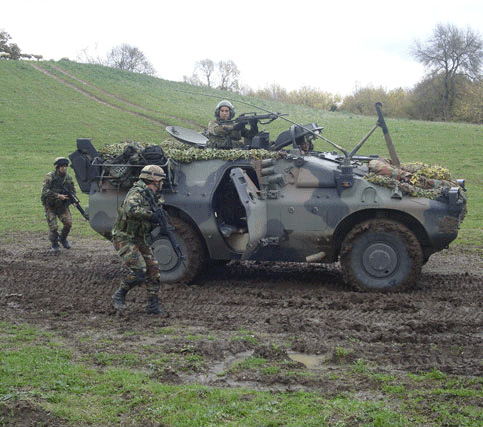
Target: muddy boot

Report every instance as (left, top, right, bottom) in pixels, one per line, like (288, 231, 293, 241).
(49, 230, 60, 253)
(146, 295, 164, 315)
(59, 229, 71, 249)
(112, 287, 129, 310)
(50, 240, 60, 253)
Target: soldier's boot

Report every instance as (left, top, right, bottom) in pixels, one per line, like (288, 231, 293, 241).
(112, 271, 145, 310)
(146, 295, 165, 315)
(112, 287, 129, 310)
(49, 230, 60, 253)
(59, 228, 71, 249)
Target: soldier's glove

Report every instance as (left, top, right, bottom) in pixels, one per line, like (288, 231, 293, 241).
(232, 121, 245, 131)
(149, 209, 164, 224)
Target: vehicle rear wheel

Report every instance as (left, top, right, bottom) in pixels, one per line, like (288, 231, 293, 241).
(340, 219, 423, 292)
(150, 216, 205, 284)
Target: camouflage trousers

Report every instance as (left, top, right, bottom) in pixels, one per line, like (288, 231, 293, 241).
(44, 205, 72, 242)
(113, 236, 160, 295)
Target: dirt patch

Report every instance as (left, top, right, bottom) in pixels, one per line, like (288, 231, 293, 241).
(1, 233, 483, 422)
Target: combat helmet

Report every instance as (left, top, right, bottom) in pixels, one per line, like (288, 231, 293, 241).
(139, 164, 166, 182)
(214, 100, 235, 119)
(54, 157, 69, 167)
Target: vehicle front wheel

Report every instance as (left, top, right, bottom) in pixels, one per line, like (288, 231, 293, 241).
(340, 219, 423, 292)
(149, 216, 205, 284)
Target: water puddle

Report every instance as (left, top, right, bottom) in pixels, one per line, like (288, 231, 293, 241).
(288, 352, 325, 369)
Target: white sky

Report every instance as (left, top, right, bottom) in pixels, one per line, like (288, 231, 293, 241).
(3, 0, 483, 96)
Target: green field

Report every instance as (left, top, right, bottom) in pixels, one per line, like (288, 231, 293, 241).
(1, 60, 482, 426)
(1, 60, 481, 243)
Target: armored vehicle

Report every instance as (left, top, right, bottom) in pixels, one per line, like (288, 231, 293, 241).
(69, 104, 466, 292)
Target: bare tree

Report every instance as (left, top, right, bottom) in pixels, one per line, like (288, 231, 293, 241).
(218, 60, 240, 91)
(183, 59, 215, 87)
(185, 59, 241, 91)
(197, 59, 215, 88)
(412, 23, 483, 120)
(76, 44, 105, 65)
(106, 44, 155, 75)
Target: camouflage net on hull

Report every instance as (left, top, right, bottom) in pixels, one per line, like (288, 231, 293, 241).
(161, 139, 287, 162)
(96, 139, 286, 188)
(98, 139, 286, 163)
(365, 159, 460, 199)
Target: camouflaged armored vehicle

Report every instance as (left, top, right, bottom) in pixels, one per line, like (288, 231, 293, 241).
(69, 104, 467, 292)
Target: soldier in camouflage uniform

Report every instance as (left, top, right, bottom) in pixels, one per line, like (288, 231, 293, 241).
(111, 164, 167, 315)
(207, 100, 257, 149)
(41, 157, 78, 253)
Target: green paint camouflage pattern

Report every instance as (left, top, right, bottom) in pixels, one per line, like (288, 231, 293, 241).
(70, 126, 467, 291)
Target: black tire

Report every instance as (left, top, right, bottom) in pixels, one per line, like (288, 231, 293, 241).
(340, 219, 423, 292)
(150, 216, 205, 284)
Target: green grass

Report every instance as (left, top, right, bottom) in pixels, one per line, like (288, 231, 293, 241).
(1, 59, 481, 242)
(1, 323, 483, 426)
(2, 60, 483, 425)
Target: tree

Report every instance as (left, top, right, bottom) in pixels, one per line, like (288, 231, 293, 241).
(412, 23, 483, 120)
(218, 60, 240, 91)
(106, 44, 155, 75)
(184, 59, 241, 91)
(198, 59, 215, 88)
(0, 30, 21, 60)
(454, 78, 483, 123)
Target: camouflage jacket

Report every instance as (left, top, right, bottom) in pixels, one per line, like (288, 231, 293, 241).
(206, 119, 244, 149)
(41, 170, 76, 209)
(112, 180, 164, 241)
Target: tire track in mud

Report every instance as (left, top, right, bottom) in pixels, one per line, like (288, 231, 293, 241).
(2, 236, 483, 377)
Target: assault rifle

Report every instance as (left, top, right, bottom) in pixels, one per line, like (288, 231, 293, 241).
(144, 189, 186, 268)
(60, 184, 89, 220)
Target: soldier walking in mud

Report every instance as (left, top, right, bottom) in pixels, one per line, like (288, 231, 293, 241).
(111, 164, 168, 315)
(41, 157, 78, 253)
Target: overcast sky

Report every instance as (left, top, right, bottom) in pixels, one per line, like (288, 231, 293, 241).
(3, 0, 483, 96)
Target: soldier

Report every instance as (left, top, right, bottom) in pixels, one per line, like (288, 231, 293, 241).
(206, 100, 257, 149)
(41, 157, 78, 253)
(297, 136, 313, 155)
(111, 164, 168, 315)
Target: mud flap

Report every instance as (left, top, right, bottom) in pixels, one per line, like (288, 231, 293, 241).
(230, 168, 267, 260)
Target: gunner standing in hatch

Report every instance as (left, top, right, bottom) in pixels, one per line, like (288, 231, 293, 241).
(207, 100, 257, 149)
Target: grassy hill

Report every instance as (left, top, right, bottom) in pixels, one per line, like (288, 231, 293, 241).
(1, 60, 481, 244)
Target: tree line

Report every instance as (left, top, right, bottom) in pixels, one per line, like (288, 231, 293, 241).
(183, 24, 483, 124)
(3, 23, 482, 123)
(0, 30, 42, 60)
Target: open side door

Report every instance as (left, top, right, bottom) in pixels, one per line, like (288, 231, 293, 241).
(230, 168, 267, 260)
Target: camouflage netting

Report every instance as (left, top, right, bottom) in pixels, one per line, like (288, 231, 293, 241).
(98, 139, 287, 163)
(365, 159, 462, 199)
(96, 139, 286, 188)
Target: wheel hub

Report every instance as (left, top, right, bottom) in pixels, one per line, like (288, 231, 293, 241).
(152, 238, 178, 271)
(362, 243, 398, 277)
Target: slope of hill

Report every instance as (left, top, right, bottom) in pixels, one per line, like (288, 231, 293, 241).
(0, 60, 481, 241)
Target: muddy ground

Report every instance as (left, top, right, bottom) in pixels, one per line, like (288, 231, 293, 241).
(1, 233, 483, 425)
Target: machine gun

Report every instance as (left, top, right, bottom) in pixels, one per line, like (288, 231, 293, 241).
(60, 184, 89, 220)
(144, 189, 186, 268)
(234, 112, 285, 126)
